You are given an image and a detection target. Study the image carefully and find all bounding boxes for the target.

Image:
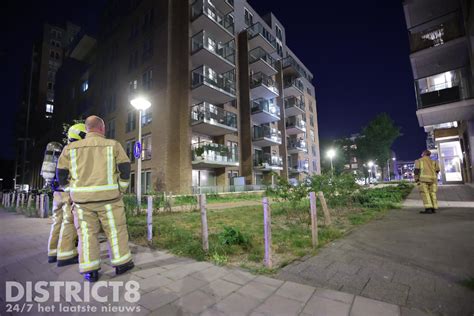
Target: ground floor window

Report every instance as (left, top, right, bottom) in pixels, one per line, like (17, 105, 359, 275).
(141, 171, 152, 194)
(192, 170, 216, 187)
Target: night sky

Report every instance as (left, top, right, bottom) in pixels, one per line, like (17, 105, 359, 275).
(0, 0, 425, 163)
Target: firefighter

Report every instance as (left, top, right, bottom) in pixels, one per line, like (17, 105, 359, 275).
(56, 116, 134, 282)
(414, 150, 440, 214)
(47, 123, 86, 266)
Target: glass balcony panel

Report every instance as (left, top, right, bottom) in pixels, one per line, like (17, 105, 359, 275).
(287, 138, 307, 153)
(191, 0, 234, 41)
(191, 66, 236, 103)
(284, 96, 305, 117)
(192, 141, 239, 168)
(289, 160, 309, 173)
(254, 153, 283, 170)
(282, 55, 309, 80)
(191, 102, 237, 136)
(250, 72, 279, 99)
(253, 125, 282, 146)
(191, 31, 235, 65)
(247, 22, 277, 53)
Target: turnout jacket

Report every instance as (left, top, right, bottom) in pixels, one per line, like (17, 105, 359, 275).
(414, 156, 440, 183)
(56, 132, 131, 203)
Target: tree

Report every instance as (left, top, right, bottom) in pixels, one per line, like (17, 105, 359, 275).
(355, 113, 400, 180)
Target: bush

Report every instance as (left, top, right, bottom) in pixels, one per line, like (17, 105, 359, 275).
(218, 226, 250, 247)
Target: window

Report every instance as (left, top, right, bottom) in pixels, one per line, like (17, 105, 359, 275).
(313, 160, 317, 172)
(126, 139, 136, 162)
(128, 173, 135, 193)
(310, 114, 314, 127)
(106, 119, 116, 139)
(142, 134, 152, 160)
(142, 69, 153, 90)
(55, 52, 60, 60)
(310, 130, 315, 143)
(129, 79, 138, 93)
(227, 141, 238, 161)
(129, 18, 140, 39)
(312, 145, 317, 156)
(47, 82, 53, 90)
(244, 8, 253, 26)
(141, 171, 152, 194)
(126, 111, 137, 133)
(81, 80, 89, 92)
(276, 25, 282, 41)
(50, 50, 55, 58)
(276, 42, 283, 57)
(128, 50, 138, 71)
(46, 103, 54, 113)
(143, 8, 154, 29)
(308, 100, 313, 113)
(228, 171, 239, 185)
(143, 38, 153, 61)
(142, 108, 152, 125)
(307, 87, 312, 96)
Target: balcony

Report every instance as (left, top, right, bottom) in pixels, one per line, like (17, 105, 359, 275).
(415, 67, 472, 109)
(191, 102, 238, 136)
(192, 142, 239, 169)
(282, 55, 308, 79)
(409, 13, 465, 54)
(212, 0, 234, 15)
(284, 96, 305, 117)
(287, 138, 307, 154)
(249, 47, 278, 76)
(286, 116, 306, 135)
(251, 99, 280, 124)
(191, 0, 234, 42)
(247, 22, 277, 54)
(288, 160, 309, 174)
(254, 154, 283, 171)
(253, 125, 282, 147)
(284, 78, 304, 97)
(191, 65, 236, 104)
(250, 72, 279, 100)
(191, 31, 235, 74)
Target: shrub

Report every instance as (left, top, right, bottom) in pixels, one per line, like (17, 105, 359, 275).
(218, 226, 250, 247)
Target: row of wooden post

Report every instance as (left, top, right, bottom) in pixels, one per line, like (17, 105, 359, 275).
(1, 192, 50, 218)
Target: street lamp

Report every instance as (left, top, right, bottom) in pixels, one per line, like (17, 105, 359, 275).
(388, 157, 396, 182)
(367, 161, 374, 184)
(326, 149, 336, 176)
(130, 96, 151, 207)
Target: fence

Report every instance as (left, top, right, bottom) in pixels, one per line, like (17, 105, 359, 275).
(1, 191, 52, 218)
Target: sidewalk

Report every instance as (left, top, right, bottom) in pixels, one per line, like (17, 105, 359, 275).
(277, 185, 474, 315)
(0, 209, 406, 316)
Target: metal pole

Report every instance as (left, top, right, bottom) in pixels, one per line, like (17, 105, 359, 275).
(309, 192, 318, 248)
(21, 47, 35, 189)
(200, 194, 209, 253)
(330, 157, 334, 176)
(136, 109, 142, 208)
(387, 160, 391, 182)
(147, 196, 153, 242)
(263, 197, 272, 268)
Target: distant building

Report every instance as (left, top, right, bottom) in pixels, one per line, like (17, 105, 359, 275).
(403, 0, 474, 184)
(396, 161, 415, 181)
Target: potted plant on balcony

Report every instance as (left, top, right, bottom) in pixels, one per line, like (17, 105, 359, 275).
(195, 146, 205, 160)
(220, 146, 229, 162)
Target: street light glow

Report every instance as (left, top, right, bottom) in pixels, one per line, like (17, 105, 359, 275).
(130, 97, 151, 111)
(327, 149, 336, 159)
(367, 161, 374, 168)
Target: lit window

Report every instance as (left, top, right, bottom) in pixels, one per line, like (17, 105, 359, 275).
(81, 80, 89, 92)
(142, 69, 153, 90)
(244, 8, 253, 26)
(46, 103, 54, 113)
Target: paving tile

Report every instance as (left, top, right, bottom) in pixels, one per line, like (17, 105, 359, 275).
(361, 278, 409, 306)
(138, 274, 174, 293)
(253, 275, 284, 288)
(327, 272, 370, 292)
(213, 292, 261, 315)
(148, 303, 190, 316)
(192, 266, 229, 283)
(329, 262, 361, 275)
(350, 296, 400, 316)
(303, 294, 351, 316)
(400, 306, 432, 316)
(252, 294, 304, 316)
(237, 281, 277, 300)
(274, 281, 314, 303)
(200, 278, 240, 299)
(139, 287, 179, 311)
(174, 290, 218, 314)
(219, 269, 255, 285)
(165, 276, 208, 296)
(314, 288, 355, 304)
(132, 266, 167, 278)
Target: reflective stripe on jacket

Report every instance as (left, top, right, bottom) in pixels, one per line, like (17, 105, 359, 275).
(57, 132, 131, 203)
(415, 156, 439, 183)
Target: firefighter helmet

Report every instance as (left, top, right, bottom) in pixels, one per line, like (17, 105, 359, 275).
(68, 123, 87, 143)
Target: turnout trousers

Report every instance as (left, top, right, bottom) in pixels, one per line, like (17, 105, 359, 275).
(419, 182, 438, 210)
(73, 197, 132, 273)
(47, 191, 78, 260)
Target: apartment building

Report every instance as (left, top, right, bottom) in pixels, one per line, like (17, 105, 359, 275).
(15, 22, 81, 190)
(403, 0, 474, 184)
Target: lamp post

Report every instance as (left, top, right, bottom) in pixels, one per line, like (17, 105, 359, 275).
(367, 161, 374, 185)
(388, 157, 396, 182)
(130, 96, 151, 207)
(327, 149, 336, 176)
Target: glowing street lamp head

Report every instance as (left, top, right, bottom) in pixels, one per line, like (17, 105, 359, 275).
(130, 97, 151, 111)
(327, 149, 336, 159)
(367, 161, 374, 168)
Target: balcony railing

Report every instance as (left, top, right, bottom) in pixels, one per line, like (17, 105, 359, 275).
(253, 125, 282, 143)
(282, 55, 311, 80)
(251, 99, 280, 117)
(409, 13, 465, 53)
(191, 0, 235, 35)
(288, 138, 307, 152)
(289, 160, 309, 173)
(286, 116, 306, 130)
(254, 154, 283, 168)
(247, 22, 277, 49)
(191, 102, 237, 128)
(284, 77, 304, 92)
(415, 67, 472, 109)
(191, 31, 235, 65)
(192, 142, 239, 163)
(191, 66, 236, 95)
(250, 72, 279, 95)
(249, 47, 277, 68)
(284, 96, 305, 111)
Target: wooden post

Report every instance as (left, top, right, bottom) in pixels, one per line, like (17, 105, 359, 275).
(21, 194, 25, 208)
(40, 194, 45, 218)
(310, 192, 318, 248)
(43, 195, 50, 218)
(199, 194, 209, 253)
(16, 194, 20, 209)
(11, 194, 16, 208)
(263, 197, 272, 268)
(147, 196, 153, 242)
(27, 194, 33, 208)
(318, 192, 332, 226)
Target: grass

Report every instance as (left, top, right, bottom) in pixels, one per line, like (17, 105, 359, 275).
(460, 277, 474, 291)
(126, 184, 414, 272)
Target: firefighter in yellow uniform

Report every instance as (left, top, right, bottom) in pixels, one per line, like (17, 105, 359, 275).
(48, 123, 87, 266)
(57, 116, 134, 282)
(414, 150, 440, 214)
